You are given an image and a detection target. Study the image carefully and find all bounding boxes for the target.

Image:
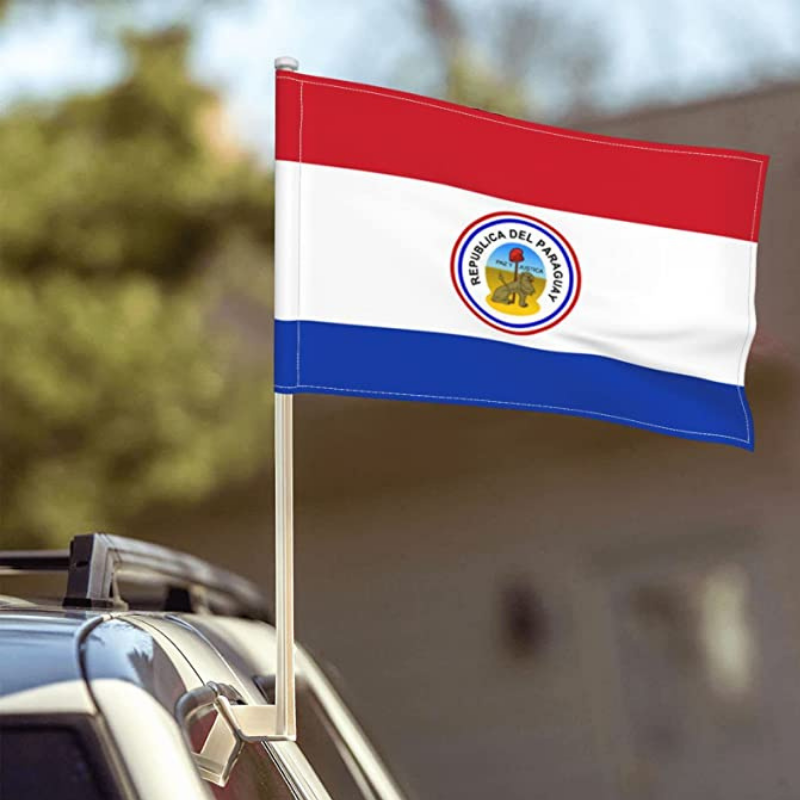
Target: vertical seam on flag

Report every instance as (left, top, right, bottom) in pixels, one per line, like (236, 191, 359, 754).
(736, 236, 758, 447)
(736, 389, 750, 446)
(750, 159, 765, 240)
(735, 157, 762, 446)
(276, 75, 764, 165)
(296, 82, 304, 387)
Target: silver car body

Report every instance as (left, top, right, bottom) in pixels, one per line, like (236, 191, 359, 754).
(0, 606, 407, 800)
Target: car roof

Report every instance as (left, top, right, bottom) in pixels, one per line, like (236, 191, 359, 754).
(0, 604, 408, 800)
(0, 603, 277, 702)
(0, 607, 101, 697)
(0, 533, 275, 702)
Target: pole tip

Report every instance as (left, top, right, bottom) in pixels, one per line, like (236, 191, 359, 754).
(274, 56, 300, 72)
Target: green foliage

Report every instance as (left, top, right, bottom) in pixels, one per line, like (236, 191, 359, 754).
(0, 28, 273, 547)
(0, 30, 273, 282)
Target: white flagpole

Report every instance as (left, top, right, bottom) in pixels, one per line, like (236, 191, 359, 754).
(211, 56, 300, 744)
(273, 54, 299, 740)
(274, 392, 295, 738)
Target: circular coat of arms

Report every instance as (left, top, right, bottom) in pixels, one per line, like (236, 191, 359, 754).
(451, 212, 581, 335)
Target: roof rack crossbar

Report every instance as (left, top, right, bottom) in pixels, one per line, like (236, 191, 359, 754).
(62, 533, 270, 621)
(0, 550, 70, 575)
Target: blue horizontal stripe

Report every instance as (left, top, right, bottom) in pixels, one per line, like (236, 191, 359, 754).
(275, 320, 753, 450)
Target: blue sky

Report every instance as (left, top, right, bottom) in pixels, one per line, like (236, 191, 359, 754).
(0, 0, 798, 161)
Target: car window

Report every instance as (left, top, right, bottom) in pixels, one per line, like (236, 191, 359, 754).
(294, 685, 379, 800)
(184, 620, 399, 800)
(187, 706, 298, 800)
(210, 743, 298, 800)
(0, 720, 122, 800)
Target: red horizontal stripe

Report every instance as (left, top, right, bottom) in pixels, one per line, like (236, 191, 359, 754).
(276, 72, 768, 242)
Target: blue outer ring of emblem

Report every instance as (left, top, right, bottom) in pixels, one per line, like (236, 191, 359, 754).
(456, 217, 576, 330)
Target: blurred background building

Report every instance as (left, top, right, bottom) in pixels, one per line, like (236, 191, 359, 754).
(1, 1, 799, 798)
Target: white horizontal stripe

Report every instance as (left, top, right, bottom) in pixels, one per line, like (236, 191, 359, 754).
(276, 160, 756, 385)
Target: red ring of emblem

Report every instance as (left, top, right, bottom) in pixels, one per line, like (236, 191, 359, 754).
(450, 211, 582, 336)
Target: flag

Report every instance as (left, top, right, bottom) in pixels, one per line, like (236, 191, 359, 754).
(274, 71, 769, 449)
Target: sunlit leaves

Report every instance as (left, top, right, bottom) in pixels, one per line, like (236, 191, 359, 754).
(0, 28, 272, 546)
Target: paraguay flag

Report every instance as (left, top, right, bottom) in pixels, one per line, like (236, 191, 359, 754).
(273, 71, 769, 450)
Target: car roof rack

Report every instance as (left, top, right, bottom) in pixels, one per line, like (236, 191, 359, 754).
(0, 533, 271, 622)
(0, 549, 71, 574)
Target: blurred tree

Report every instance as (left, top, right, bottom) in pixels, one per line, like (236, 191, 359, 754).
(413, 0, 800, 122)
(414, 0, 604, 120)
(0, 27, 274, 546)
